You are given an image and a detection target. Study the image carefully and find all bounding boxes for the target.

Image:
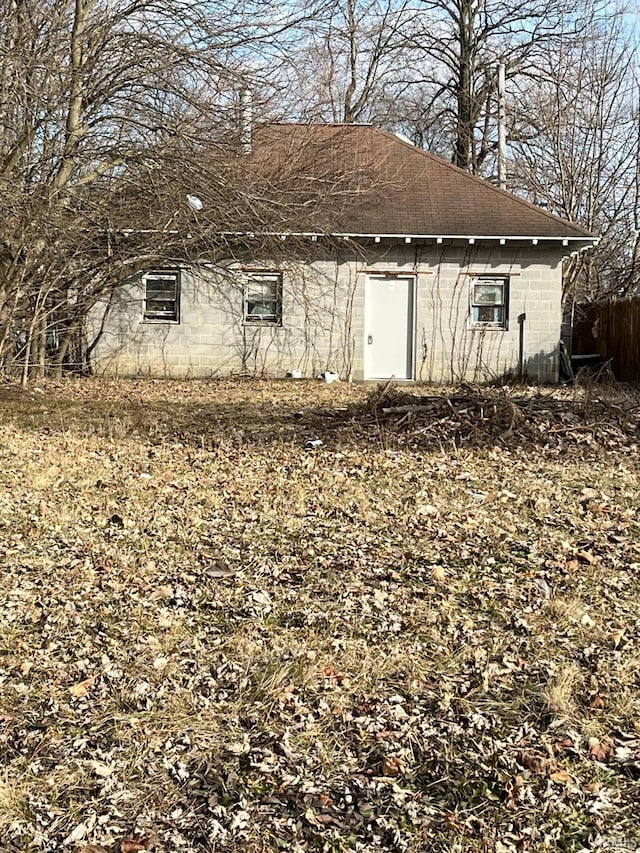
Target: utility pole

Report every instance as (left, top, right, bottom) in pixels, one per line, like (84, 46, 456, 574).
(239, 87, 252, 155)
(497, 62, 506, 190)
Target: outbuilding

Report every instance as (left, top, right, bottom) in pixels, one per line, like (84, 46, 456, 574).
(91, 124, 595, 382)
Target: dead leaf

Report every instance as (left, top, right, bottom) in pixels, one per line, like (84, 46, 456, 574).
(517, 750, 547, 775)
(321, 667, 349, 685)
(431, 566, 447, 584)
(206, 565, 238, 579)
(313, 812, 336, 824)
(381, 756, 404, 776)
(577, 549, 598, 565)
(552, 737, 575, 755)
(611, 627, 626, 648)
(588, 737, 614, 763)
(277, 683, 296, 704)
(91, 760, 115, 777)
(580, 487, 600, 501)
(120, 839, 149, 852)
(550, 769, 573, 784)
(151, 585, 174, 600)
(69, 676, 96, 698)
(417, 503, 438, 517)
(505, 774, 525, 808)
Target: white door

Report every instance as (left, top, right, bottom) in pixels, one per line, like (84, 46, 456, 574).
(364, 276, 414, 379)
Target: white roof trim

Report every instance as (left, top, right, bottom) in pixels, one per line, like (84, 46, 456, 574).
(332, 232, 597, 243)
(217, 230, 597, 244)
(120, 227, 597, 246)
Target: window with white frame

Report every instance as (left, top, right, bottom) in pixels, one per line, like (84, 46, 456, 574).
(143, 271, 180, 322)
(243, 272, 282, 325)
(471, 277, 509, 329)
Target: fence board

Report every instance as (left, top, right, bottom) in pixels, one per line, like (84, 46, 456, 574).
(573, 299, 640, 381)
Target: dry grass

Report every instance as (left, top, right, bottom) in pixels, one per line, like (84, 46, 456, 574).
(0, 377, 639, 853)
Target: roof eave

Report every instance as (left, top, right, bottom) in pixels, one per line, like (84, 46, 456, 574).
(220, 230, 597, 246)
(333, 232, 597, 244)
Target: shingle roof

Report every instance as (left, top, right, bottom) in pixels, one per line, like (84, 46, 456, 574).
(249, 123, 594, 241)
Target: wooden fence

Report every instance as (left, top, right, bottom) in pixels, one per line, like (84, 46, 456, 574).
(572, 298, 640, 381)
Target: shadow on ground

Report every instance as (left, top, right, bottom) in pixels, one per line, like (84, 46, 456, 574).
(1, 377, 639, 456)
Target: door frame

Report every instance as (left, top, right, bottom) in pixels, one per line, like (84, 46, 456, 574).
(364, 273, 417, 380)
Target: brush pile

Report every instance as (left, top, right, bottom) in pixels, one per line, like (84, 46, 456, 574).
(350, 382, 640, 454)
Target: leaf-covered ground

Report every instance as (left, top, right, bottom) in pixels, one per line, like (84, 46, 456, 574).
(1, 378, 639, 853)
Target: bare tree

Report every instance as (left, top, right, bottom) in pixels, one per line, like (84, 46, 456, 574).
(279, 0, 591, 178)
(276, 0, 416, 124)
(507, 11, 639, 301)
(392, 0, 585, 172)
(0, 0, 323, 378)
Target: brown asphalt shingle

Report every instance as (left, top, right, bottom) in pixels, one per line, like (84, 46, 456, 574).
(250, 123, 593, 240)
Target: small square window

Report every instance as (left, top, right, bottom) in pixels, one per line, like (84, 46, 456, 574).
(471, 278, 508, 329)
(143, 271, 180, 322)
(243, 272, 282, 326)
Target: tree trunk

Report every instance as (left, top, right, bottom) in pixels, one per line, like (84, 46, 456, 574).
(51, 325, 76, 378)
(454, 0, 474, 171)
(35, 321, 46, 379)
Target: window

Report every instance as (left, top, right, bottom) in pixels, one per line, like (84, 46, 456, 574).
(143, 271, 180, 322)
(471, 277, 508, 329)
(243, 272, 282, 325)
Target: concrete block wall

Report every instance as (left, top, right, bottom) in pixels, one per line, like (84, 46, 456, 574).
(90, 258, 359, 378)
(91, 241, 565, 383)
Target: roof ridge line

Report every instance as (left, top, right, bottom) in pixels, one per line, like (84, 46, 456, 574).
(263, 121, 375, 129)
